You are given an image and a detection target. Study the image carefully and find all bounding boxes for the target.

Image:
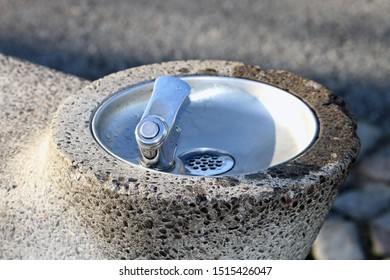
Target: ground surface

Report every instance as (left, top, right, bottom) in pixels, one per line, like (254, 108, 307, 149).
(0, 0, 389, 259)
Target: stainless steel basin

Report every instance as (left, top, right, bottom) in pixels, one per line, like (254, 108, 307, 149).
(91, 76, 318, 176)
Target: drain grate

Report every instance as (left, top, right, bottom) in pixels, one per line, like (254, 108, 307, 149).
(180, 150, 235, 176)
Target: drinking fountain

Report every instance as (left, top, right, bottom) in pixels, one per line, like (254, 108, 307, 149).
(51, 60, 359, 259)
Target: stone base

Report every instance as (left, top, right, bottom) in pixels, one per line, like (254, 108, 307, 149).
(0, 57, 359, 259)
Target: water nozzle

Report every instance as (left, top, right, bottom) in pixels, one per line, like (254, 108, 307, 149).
(135, 76, 191, 170)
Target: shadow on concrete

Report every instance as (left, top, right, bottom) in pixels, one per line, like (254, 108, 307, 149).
(0, 36, 140, 80)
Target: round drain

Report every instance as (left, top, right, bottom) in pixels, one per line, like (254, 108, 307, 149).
(179, 149, 235, 176)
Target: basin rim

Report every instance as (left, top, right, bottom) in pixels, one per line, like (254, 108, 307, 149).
(52, 60, 360, 194)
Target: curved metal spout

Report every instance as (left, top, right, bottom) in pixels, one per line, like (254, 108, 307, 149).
(135, 76, 191, 170)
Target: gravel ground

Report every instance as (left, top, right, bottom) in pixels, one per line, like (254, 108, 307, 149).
(0, 0, 389, 259)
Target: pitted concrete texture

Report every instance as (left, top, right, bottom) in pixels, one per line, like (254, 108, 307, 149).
(312, 121, 390, 260)
(0, 0, 387, 259)
(0, 54, 91, 258)
(0, 57, 359, 259)
(50, 60, 359, 259)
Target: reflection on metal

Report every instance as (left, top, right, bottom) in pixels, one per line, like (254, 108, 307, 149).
(91, 76, 318, 176)
(179, 148, 235, 176)
(135, 76, 191, 170)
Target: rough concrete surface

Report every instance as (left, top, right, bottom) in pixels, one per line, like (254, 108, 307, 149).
(1, 0, 389, 259)
(51, 60, 358, 259)
(0, 55, 91, 258)
(1, 57, 359, 259)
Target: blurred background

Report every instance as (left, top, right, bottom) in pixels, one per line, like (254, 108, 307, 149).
(1, 0, 389, 259)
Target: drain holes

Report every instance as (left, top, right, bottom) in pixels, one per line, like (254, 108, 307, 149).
(179, 149, 235, 176)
